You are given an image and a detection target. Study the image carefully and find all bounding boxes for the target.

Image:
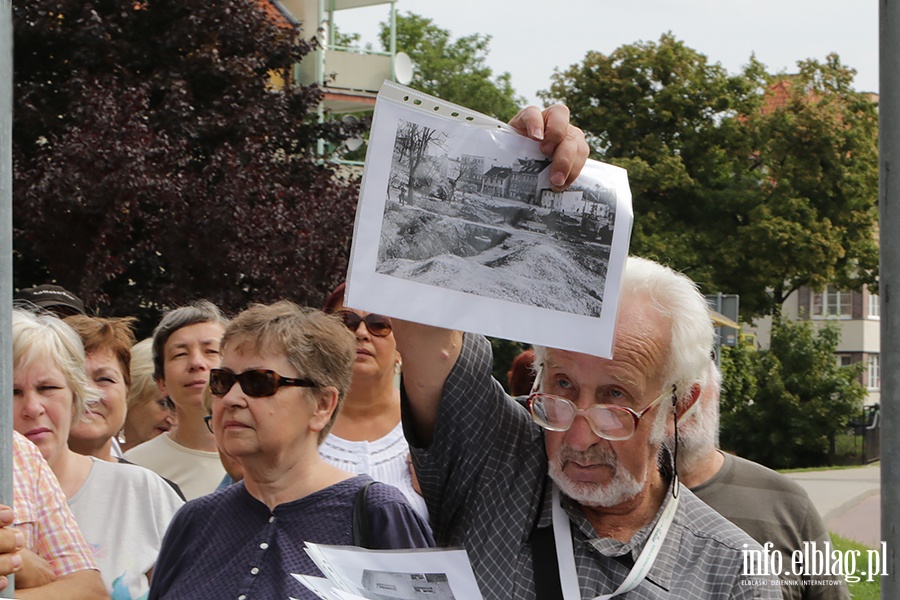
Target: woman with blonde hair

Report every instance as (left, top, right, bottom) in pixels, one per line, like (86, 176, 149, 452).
(12, 309, 183, 600)
(120, 338, 177, 453)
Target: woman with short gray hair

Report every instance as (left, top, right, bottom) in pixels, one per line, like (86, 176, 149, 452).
(149, 302, 433, 600)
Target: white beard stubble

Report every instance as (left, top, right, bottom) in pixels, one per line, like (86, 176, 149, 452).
(548, 443, 645, 507)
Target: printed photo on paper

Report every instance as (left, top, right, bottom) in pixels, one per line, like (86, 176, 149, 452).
(347, 83, 632, 358)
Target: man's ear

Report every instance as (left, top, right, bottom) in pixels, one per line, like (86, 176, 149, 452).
(156, 376, 168, 398)
(676, 384, 702, 420)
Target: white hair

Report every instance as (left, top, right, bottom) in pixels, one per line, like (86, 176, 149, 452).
(13, 308, 102, 422)
(534, 256, 715, 440)
(670, 360, 721, 470)
(127, 338, 158, 411)
(618, 256, 715, 399)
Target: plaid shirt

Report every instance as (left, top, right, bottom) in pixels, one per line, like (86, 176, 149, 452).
(403, 333, 779, 600)
(12, 430, 98, 577)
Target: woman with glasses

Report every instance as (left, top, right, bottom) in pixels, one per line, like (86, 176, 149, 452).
(12, 309, 184, 600)
(120, 338, 178, 453)
(148, 301, 433, 600)
(319, 283, 428, 518)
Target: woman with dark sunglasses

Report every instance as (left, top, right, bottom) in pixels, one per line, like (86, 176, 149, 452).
(319, 283, 428, 519)
(148, 301, 433, 600)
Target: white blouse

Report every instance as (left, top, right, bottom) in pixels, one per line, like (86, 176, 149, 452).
(320, 422, 429, 520)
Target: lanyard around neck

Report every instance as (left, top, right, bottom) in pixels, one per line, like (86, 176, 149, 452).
(551, 478, 680, 600)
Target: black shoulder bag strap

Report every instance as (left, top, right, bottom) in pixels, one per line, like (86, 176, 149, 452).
(529, 476, 563, 600)
(353, 481, 376, 548)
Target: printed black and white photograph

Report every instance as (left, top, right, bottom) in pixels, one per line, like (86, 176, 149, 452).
(361, 570, 456, 600)
(375, 117, 618, 318)
(347, 82, 632, 358)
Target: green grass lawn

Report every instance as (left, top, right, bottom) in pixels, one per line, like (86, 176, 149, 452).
(830, 533, 880, 600)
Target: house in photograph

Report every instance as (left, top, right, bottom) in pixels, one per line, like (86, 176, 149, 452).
(477, 158, 553, 201)
(508, 158, 551, 203)
(538, 188, 585, 214)
(481, 165, 512, 197)
(580, 199, 613, 238)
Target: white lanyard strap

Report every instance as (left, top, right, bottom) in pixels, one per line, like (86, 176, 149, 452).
(551, 478, 680, 600)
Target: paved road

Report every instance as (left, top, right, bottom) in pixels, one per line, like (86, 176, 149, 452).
(828, 493, 881, 548)
(785, 464, 881, 547)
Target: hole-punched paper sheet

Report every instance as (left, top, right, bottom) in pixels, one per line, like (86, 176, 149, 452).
(293, 543, 484, 600)
(346, 82, 632, 358)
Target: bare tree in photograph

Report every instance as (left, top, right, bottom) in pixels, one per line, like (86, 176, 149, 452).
(393, 121, 447, 205)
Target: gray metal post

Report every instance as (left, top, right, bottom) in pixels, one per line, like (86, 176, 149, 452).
(0, 0, 14, 596)
(882, 1, 900, 598)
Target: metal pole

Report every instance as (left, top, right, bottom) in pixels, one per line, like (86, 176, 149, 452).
(713, 292, 723, 368)
(315, 0, 325, 156)
(0, 0, 14, 596)
(389, 0, 396, 82)
(390, 1, 397, 65)
(881, 1, 900, 598)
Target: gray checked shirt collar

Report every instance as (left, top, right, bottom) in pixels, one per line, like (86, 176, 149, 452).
(536, 457, 681, 594)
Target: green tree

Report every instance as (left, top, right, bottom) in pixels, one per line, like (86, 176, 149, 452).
(378, 12, 524, 121)
(13, 0, 358, 321)
(719, 337, 758, 412)
(541, 34, 879, 319)
(728, 56, 880, 315)
(719, 319, 865, 468)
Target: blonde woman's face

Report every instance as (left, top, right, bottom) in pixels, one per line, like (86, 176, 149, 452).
(125, 395, 176, 446)
(13, 357, 75, 467)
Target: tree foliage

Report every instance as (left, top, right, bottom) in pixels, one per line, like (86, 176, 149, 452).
(13, 0, 359, 322)
(378, 12, 524, 121)
(719, 320, 866, 468)
(541, 34, 879, 318)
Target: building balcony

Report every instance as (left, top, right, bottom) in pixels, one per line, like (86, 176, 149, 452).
(280, 0, 401, 114)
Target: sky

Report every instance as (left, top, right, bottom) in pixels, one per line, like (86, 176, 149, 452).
(336, 0, 879, 106)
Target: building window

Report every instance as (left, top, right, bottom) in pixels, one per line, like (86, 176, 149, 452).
(869, 292, 880, 319)
(867, 355, 880, 390)
(811, 285, 851, 318)
(836, 354, 853, 368)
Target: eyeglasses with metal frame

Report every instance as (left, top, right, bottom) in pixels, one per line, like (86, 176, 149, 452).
(526, 364, 672, 441)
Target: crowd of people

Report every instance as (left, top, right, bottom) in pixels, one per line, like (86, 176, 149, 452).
(0, 105, 847, 600)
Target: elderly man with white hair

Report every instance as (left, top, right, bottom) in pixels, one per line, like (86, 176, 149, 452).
(393, 256, 779, 600)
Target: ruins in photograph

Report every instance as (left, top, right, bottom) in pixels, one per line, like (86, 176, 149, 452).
(376, 118, 617, 318)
